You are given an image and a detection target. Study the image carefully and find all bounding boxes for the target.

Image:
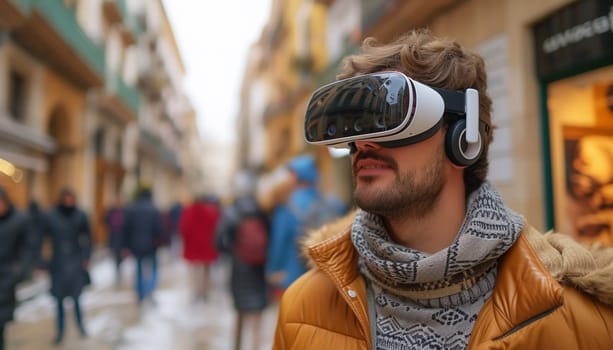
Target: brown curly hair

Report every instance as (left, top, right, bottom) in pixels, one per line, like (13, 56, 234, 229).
(337, 29, 494, 195)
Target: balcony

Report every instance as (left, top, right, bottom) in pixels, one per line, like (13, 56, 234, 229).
(102, 0, 142, 46)
(160, 107, 184, 139)
(0, 112, 56, 154)
(98, 70, 141, 123)
(0, 110, 57, 172)
(138, 127, 181, 174)
(9, 0, 105, 89)
(137, 51, 169, 100)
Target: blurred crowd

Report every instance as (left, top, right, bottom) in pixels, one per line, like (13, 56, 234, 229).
(0, 153, 348, 350)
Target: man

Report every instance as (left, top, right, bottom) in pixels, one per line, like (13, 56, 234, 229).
(122, 185, 164, 306)
(0, 186, 34, 350)
(272, 29, 613, 349)
(43, 187, 92, 344)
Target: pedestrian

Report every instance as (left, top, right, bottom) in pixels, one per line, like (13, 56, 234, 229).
(104, 196, 124, 286)
(266, 154, 346, 296)
(215, 171, 269, 350)
(272, 29, 613, 349)
(27, 199, 46, 272)
(122, 184, 164, 306)
(43, 187, 92, 345)
(178, 194, 220, 302)
(0, 186, 35, 350)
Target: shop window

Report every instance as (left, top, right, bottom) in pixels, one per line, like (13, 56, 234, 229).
(547, 65, 613, 247)
(8, 69, 27, 121)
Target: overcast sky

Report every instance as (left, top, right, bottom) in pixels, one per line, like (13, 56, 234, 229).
(162, 0, 273, 144)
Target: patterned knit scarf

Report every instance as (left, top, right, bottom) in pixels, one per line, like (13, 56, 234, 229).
(351, 182, 524, 350)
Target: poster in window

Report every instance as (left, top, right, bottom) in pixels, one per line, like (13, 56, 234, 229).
(562, 126, 613, 246)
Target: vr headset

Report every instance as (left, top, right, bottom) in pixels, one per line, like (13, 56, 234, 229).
(304, 71, 486, 166)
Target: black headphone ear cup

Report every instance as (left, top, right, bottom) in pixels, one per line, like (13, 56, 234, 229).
(445, 119, 482, 167)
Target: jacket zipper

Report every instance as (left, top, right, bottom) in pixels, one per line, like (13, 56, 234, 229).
(493, 305, 561, 340)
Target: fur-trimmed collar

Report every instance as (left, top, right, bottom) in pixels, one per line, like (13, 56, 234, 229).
(301, 210, 613, 307)
(300, 210, 356, 267)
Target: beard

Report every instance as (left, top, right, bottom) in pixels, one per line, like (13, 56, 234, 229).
(353, 144, 446, 220)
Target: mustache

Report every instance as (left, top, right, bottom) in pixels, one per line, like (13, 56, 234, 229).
(352, 150, 398, 172)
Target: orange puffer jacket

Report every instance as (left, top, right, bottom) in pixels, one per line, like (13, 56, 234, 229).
(272, 216, 613, 349)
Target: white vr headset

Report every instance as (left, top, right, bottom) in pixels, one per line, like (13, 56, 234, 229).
(303, 71, 486, 165)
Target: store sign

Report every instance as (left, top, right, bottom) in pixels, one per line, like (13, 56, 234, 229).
(533, 0, 613, 79)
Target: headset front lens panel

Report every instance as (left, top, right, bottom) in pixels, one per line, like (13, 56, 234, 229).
(305, 72, 411, 143)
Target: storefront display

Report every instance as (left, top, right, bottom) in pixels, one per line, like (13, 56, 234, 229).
(547, 67, 613, 245)
(534, 0, 613, 246)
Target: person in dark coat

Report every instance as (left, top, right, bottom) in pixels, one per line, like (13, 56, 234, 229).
(42, 187, 92, 345)
(27, 199, 46, 271)
(122, 185, 164, 305)
(215, 171, 269, 350)
(104, 196, 124, 286)
(0, 186, 34, 350)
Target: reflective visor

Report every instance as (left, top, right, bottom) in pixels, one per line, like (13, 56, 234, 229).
(305, 72, 413, 144)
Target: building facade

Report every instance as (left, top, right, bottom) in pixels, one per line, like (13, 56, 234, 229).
(0, 0, 106, 212)
(0, 0, 204, 245)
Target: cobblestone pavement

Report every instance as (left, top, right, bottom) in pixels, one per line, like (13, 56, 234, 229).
(6, 249, 279, 350)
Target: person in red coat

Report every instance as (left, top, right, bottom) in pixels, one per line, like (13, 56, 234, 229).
(179, 194, 221, 302)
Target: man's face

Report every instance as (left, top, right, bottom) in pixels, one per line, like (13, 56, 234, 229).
(62, 193, 76, 207)
(351, 129, 448, 219)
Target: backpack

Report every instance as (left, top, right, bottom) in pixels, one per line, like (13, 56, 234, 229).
(234, 216, 268, 265)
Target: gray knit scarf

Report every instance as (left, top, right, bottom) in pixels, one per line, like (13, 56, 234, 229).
(351, 182, 524, 350)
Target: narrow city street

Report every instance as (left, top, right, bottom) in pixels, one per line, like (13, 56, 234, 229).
(6, 249, 278, 350)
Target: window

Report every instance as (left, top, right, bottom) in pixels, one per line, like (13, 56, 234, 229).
(8, 69, 27, 121)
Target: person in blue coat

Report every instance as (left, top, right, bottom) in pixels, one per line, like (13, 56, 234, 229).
(266, 154, 347, 293)
(43, 187, 92, 344)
